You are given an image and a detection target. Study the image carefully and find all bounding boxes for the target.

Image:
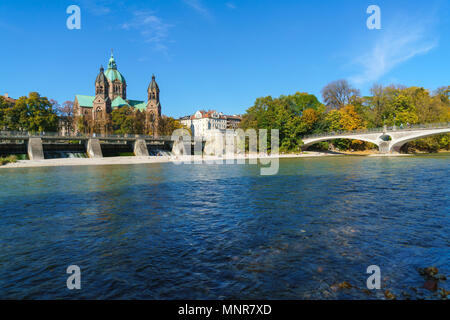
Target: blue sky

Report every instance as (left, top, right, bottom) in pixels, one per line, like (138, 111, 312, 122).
(0, 0, 449, 117)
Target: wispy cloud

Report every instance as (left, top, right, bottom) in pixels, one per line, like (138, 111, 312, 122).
(80, 0, 112, 16)
(349, 17, 438, 85)
(226, 2, 237, 10)
(182, 0, 212, 19)
(121, 11, 173, 54)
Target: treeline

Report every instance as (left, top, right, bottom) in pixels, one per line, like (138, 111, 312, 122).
(240, 81, 450, 153)
(0, 92, 183, 136)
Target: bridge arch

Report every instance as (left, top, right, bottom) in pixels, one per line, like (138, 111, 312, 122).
(302, 136, 379, 150)
(389, 128, 450, 152)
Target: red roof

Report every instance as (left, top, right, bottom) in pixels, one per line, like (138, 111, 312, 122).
(2, 94, 16, 104)
(188, 110, 241, 120)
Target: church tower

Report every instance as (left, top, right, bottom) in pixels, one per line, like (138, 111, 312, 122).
(146, 75, 162, 136)
(95, 66, 108, 98)
(93, 66, 111, 126)
(104, 53, 127, 101)
(146, 75, 161, 116)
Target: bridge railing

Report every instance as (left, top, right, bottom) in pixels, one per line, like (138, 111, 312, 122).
(302, 122, 450, 139)
(2, 122, 448, 141)
(0, 131, 193, 142)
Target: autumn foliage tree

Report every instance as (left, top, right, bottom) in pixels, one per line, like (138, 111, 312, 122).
(157, 116, 184, 136)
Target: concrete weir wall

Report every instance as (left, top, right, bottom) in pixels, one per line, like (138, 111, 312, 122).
(133, 139, 149, 157)
(86, 138, 103, 158)
(27, 138, 44, 160)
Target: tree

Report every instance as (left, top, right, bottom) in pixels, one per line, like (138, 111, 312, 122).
(0, 96, 14, 130)
(339, 105, 366, 131)
(365, 84, 388, 127)
(112, 106, 135, 134)
(111, 106, 147, 134)
(300, 108, 319, 132)
(321, 80, 360, 110)
(240, 93, 320, 152)
(284, 92, 324, 116)
(77, 115, 88, 134)
(435, 86, 450, 104)
(57, 100, 75, 134)
(158, 116, 183, 136)
(5, 92, 58, 132)
(134, 110, 146, 134)
(391, 94, 418, 126)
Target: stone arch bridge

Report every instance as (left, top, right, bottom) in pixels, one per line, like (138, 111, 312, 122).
(302, 124, 450, 154)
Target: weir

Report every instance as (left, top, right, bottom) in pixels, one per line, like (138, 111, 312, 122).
(27, 138, 44, 160)
(86, 139, 103, 158)
(134, 139, 150, 157)
(0, 133, 179, 159)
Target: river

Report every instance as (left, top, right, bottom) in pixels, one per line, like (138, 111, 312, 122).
(0, 154, 449, 299)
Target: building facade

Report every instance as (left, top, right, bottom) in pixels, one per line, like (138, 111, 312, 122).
(180, 110, 241, 137)
(73, 53, 161, 134)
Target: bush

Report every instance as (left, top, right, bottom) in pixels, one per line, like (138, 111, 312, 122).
(0, 155, 18, 165)
(309, 141, 329, 151)
(403, 136, 445, 153)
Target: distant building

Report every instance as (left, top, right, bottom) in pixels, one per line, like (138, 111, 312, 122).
(180, 110, 241, 137)
(73, 52, 161, 134)
(2, 93, 16, 104)
(226, 115, 242, 130)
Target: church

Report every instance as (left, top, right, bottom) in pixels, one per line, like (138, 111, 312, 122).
(73, 53, 161, 134)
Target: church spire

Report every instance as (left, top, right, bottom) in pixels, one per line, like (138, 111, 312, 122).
(148, 74, 159, 92)
(95, 65, 106, 84)
(108, 51, 117, 70)
(95, 64, 108, 96)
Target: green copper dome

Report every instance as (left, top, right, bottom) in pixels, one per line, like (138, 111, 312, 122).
(104, 53, 126, 83)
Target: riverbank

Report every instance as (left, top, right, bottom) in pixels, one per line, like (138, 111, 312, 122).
(0, 151, 415, 169)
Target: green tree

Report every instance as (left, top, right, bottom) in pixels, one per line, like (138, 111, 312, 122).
(391, 94, 418, 126)
(77, 115, 88, 134)
(5, 92, 58, 132)
(0, 96, 14, 130)
(111, 106, 139, 134)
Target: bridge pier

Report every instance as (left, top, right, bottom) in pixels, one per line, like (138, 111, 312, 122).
(389, 144, 402, 154)
(376, 141, 389, 154)
(27, 138, 44, 160)
(133, 139, 149, 157)
(85, 138, 103, 158)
